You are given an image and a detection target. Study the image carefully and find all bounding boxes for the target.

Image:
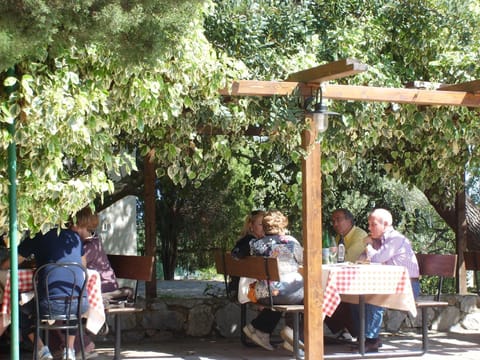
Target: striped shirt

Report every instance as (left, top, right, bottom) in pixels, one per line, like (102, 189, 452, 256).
(365, 227, 419, 278)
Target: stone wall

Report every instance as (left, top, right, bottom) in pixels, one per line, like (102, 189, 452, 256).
(97, 281, 480, 343)
(384, 294, 480, 333)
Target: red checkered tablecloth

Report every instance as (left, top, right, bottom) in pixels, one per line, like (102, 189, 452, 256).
(0, 268, 105, 334)
(1, 269, 34, 314)
(322, 263, 417, 318)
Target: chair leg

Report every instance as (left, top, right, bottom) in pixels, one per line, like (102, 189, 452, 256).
(421, 306, 429, 354)
(292, 312, 304, 360)
(78, 320, 86, 360)
(114, 314, 122, 360)
(240, 303, 249, 347)
(34, 325, 39, 360)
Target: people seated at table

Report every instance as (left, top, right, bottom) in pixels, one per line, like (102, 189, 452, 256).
(242, 210, 304, 353)
(233, 210, 283, 351)
(353, 208, 420, 353)
(81, 207, 133, 306)
(52, 206, 131, 358)
(324, 208, 367, 342)
(0, 209, 93, 360)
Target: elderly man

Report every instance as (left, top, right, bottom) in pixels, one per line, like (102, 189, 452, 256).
(325, 209, 368, 342)
(356, 208, 420, 353)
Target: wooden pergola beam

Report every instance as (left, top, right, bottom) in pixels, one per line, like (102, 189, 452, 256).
(439, 79, 480, 93)
(323, 84, 480, 107)
(219, 80, 305, 97)
(286, 58, 368, 83)
(219, 81, 480, 107)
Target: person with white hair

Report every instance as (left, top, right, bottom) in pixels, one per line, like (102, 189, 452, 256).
(353, 208, 420, 353)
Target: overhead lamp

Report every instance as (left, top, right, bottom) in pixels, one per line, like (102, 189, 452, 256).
(305, 86, 340, 133)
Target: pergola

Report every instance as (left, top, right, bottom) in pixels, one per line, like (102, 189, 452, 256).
(5, 59, 480, 360)
(219, 58, 480, 359)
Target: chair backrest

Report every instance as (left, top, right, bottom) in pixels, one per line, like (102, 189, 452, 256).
(415, 253, 457, 301)
(107, 254, 155, 300)
(214, 251, 280, 281)
(214, 250, 281, 306)
(33, 262, 88, 321)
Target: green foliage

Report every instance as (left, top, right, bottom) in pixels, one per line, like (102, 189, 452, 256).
(204, 0, 320, 79)
(311, 0, 480, 207)
(0, 1, 247, 235)
(203, 0, 472, 252)
(0, 0, 208, 72)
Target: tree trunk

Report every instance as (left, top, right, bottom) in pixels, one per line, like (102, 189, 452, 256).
(430, 195, 480, 251)
(144, 150, 157, 298)
(455, 191, 468, 293)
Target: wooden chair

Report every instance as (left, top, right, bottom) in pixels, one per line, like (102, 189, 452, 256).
(106, 254, 155, 360)
(33, 262, 88, 360)
(464, 251, 480, 293)
(415, 253, 457, 354)
(215, 250, 304, 360)
(416, 253, 457, 301)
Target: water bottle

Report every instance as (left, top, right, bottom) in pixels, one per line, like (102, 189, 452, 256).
(337, 235, 345, 263)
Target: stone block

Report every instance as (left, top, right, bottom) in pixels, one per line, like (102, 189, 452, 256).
(432, 306, 460, 331)
(215, 302, 241, 337)
(187, 304, 214, 336)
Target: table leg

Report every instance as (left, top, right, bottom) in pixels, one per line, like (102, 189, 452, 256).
(359, 295, 365, 355)
(114, 314, 121, 360)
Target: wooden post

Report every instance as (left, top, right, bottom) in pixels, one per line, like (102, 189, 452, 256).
(456, 189, 467, 294)
(302, 118, 324, 359)
(144, 149, 157, 299)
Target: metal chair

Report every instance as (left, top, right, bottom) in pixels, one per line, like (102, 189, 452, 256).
(33, 262, 88, 360)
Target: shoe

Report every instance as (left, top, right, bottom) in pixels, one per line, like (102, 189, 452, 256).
(38, 346, 53, 360)
(336, 329, 355, 342)
(280, 326, 305, 350)
(63, 347, 76, 360)
(242, 324, 274, 351)
(76, 350, 99, 359)
(351, 338, 380, 353)
(282, 340, 305, 358)
(282, 340, 293, 352)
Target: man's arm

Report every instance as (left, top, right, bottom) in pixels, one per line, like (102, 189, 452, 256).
(0, 254, 26, 270)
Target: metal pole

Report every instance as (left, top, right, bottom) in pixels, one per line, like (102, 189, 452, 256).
(6, 66, 20, 360)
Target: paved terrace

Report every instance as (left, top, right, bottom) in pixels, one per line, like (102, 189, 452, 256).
(1, 280, 479, 359)
(1, 328, 479, 359)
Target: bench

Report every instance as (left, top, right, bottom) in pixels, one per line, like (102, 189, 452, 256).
(106, 254, 155, 360)
(214, 251, 304, 359)
(464, 251, 480, 293)
(415, 253, 457, 354)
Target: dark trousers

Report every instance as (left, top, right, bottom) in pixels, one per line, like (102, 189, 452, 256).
(251, 309, 282, 334)
(324, 301, 358, 337)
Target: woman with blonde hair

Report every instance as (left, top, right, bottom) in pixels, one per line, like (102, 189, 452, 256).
(231, 210, 265, 259)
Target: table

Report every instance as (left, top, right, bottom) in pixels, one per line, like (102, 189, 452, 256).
(0, 268, 105, 334)
(321, 263, 417, 356)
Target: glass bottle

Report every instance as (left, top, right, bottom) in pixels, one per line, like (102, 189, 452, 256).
(337, 235, 345, 263)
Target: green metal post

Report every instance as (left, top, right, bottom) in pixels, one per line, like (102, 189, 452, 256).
(6, 66, 20, 360)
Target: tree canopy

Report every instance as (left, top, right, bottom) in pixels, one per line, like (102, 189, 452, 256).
(1, 0, 480, 255)
(0, 1, 206, 71)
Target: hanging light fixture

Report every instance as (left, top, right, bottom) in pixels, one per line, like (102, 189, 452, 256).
(306, 85, 340, 133)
